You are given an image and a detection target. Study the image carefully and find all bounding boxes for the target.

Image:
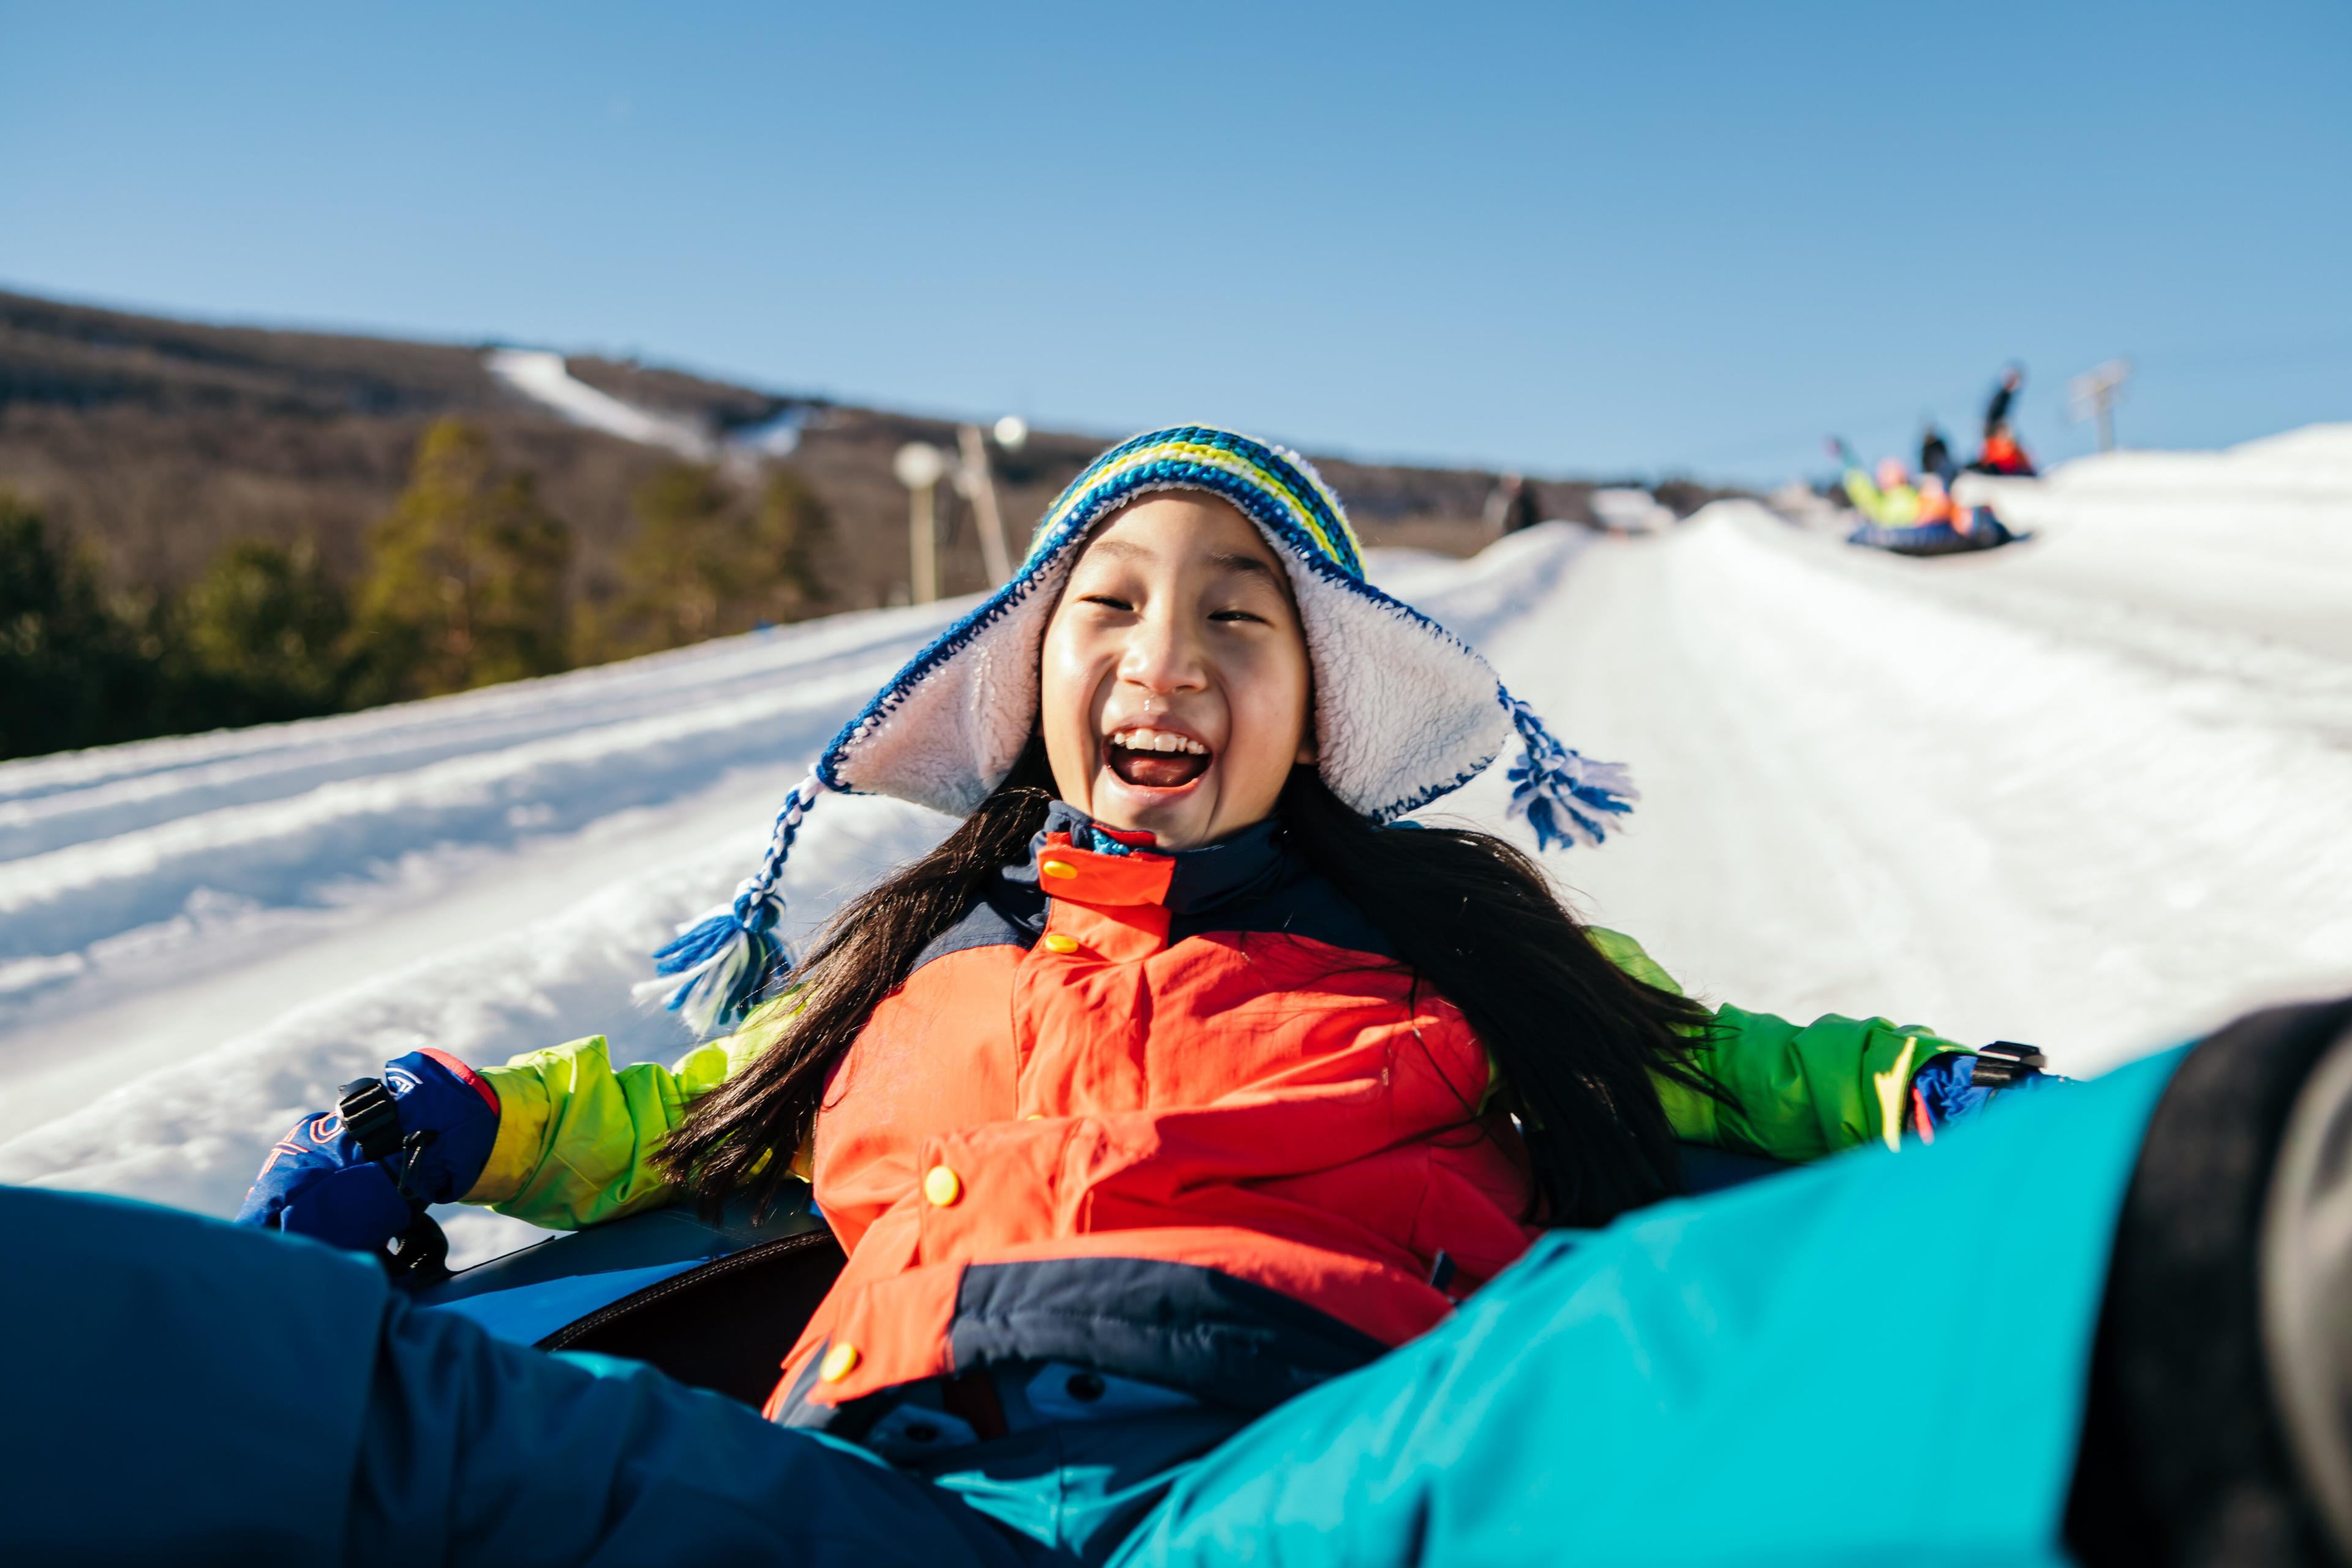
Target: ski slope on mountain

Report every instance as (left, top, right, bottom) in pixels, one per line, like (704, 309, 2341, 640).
(4, 434, 2348, 1264)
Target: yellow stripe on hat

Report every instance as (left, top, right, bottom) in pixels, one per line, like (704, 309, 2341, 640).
(1140, 438, 1361, 565)
(1033, 437, 1362, 573)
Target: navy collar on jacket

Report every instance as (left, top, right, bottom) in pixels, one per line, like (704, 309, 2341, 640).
(1004, 801, 1292, 918)
(911, 798, 1394, 973)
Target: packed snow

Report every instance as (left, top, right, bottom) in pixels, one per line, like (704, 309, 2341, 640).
(4, 429, 2349, 1265)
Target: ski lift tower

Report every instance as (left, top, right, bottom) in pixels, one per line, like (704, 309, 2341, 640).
(2068, 360, 2133, 453)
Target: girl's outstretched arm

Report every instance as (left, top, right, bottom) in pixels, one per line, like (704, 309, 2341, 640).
(465, 1000, 803, 1230)
(1586, 928, 1972, 1162)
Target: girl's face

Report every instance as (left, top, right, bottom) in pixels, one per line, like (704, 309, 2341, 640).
(1039, 493, 1314, 850)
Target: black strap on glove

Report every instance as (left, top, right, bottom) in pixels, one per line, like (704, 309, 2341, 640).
(336, 1077, 404, 1163)
(1971, 1041, 2049, 1090)
(335, 1077, 453, 1287)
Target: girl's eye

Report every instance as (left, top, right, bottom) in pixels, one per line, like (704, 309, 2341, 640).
(1079, 594, 1134, 611)
(1209, 608, 1268, 624)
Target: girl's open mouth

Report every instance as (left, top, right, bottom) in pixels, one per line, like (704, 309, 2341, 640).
(1104, 726, 1212, 790)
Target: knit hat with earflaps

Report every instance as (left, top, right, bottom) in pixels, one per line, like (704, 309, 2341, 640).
(649, 424, 1635, 1033)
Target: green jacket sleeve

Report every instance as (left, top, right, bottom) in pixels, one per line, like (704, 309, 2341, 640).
(1589, 927, 1970, 1163)
(460, 1001, 794, 1231)
(1841, 469, 1920, 527)
(1841, 467, 1884, 518)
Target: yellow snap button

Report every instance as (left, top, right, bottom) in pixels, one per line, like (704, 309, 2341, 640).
(1042, 932, 1080, 955)
(819, 1342, 859, 1382)
(1040, 859, 1077, 880)
(1025, 1112, 1045, 1121)
(923, 1164, 962, 1207)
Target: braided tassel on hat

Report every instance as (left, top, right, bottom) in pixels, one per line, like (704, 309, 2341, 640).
(1499, 692, 1635, 851)
(639, 769, 832, 1035)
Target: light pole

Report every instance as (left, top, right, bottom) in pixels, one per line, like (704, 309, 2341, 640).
(956, 425, 1013, 587)
(893, 441, 948, 604)
(947, 418, 1033, 589)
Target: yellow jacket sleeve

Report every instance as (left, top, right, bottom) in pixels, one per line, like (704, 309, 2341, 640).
(460, 1000, 796, 1230)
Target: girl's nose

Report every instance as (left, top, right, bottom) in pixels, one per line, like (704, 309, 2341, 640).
(1117, 608, 1206, 693)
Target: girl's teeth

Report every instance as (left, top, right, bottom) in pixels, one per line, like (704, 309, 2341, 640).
(1115, 728, 1205, 755)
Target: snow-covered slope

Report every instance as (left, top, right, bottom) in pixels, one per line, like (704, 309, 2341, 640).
(483, 347, 806, 462)
(485, 348, 715, 458)
(5, 434, 2348, 1264)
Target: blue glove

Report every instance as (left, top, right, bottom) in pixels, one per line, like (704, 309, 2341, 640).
(1909, 1046, 2053, 1142)
(235, 1049, 500, 1252)
(1909, 1056, 1997, 1138)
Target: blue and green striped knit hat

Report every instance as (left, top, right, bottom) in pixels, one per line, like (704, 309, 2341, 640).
(652, 424, 1634, 1030)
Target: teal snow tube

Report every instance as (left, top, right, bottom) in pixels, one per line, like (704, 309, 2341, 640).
(1117, 1049, 2184, 1568)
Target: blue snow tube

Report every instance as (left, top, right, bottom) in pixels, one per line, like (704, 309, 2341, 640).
(413, 1191, 842, 1406)
(1849, 509, 2018, 556)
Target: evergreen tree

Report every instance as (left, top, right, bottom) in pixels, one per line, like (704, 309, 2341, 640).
(350, 420, 572, 701)
(756, 464, 831, 616)
(616, 462, 736, 652)
(606, 461, 831, 656)
(0, 492, 160, 760)
(179, 538, 350, 717)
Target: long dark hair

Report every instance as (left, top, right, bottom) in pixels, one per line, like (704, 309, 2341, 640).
(1280, 768, 1719, 1225)
(660, 737, 1719, 1228)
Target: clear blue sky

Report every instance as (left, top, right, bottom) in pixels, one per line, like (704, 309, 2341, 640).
(4, 1, 2347, 484)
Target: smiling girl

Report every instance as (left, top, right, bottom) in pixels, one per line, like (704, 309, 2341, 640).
(216, 426, 2019, 1560)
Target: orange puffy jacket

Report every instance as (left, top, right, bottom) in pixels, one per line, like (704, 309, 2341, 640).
(763, 802, 1532, 1427)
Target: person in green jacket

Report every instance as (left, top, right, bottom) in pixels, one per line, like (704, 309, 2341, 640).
(1831, 439, 1926, 526)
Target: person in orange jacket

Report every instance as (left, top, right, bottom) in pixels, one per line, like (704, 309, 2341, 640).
(1970, 366, 2038, 477)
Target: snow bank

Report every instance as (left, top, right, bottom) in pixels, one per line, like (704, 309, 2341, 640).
(1961, 423, 2352, 537)
(1956, 424, 2352, 662)
(1956, 425, 2352, 635)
